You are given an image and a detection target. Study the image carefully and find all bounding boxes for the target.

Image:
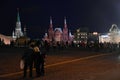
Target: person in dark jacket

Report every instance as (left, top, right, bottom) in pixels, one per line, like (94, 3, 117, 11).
(22, 44, 34, 78)
(33, 45, 46, 77)
(40, 52, 46, 76)
(33, 45, 41, 77)
(39, 46, 46, 76)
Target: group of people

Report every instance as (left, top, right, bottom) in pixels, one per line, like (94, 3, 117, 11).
(21, 43, 46, 78)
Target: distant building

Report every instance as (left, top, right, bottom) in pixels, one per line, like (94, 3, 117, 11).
(99, 24, 120, 44)
(11, 9, 30, 46)
(0, 34, 12, 45)
(12, 9, 24, 40)
(88, 32, 100, 43)
(73, 28, 88, 44)
(73, 27, 101, 45)
(42, 17, 74, 45)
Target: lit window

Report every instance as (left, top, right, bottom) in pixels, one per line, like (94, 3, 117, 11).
(78, 33, 80, 35)
(77, 29, 80, 32)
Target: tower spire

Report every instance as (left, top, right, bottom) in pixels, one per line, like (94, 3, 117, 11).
(50, 16, 53, 28)
(48, 16, 54, 41)
(14, 8, 23, 39)
(17, 8, 20, 22)
(64, 17, 67, 28)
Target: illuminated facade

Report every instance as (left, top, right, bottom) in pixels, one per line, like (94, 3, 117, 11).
(99, 24, 120, 44)
(73, 28, 88, 44)
(88, 32, 99, 43)
(12, 9, 23, 40)
(43, 17, 74, 44)
(0, 34, 12, 45)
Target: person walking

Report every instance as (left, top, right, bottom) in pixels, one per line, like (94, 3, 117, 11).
(21, 44, 34, 78)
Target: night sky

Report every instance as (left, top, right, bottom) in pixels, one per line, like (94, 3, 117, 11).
(0, 0, 120, 39)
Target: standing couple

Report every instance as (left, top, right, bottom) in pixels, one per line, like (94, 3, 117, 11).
(21, 43, 45, 78)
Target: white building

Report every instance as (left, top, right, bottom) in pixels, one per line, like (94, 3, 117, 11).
(99, 24, 120, 44)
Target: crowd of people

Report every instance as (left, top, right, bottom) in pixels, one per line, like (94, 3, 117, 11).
(40, 40, 120, 53)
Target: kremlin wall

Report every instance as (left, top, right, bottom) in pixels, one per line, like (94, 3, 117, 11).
(0, 34, 12, 45)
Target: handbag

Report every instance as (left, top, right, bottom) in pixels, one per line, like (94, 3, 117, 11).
(20, 59, 24, 69)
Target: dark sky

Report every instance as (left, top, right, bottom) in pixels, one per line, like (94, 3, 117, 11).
(0, 0, 120, 38)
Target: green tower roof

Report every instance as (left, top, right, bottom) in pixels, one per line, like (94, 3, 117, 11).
(17, 8, 20, 22)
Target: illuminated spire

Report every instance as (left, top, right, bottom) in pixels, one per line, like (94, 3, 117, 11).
(14, 8, 23, 38)
(64, 17, 66, 24)
(64, 17, 67, 28)
(50, 16, 53, 28)
(17, 8, 20, 22)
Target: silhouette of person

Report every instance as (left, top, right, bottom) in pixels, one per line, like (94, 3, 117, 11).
(33, 44, 46, 77)
(39, 47, 46, 76)
(33, 45, 41, 77)
(22, 44, 34, 78)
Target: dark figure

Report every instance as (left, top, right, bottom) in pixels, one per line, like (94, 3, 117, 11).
(34, 45, 46, 77)
(39, 47, 46, 76)
(33, 46, 41, 77)
(22, 45, 34, 78)
(44, 40, 50, 52)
